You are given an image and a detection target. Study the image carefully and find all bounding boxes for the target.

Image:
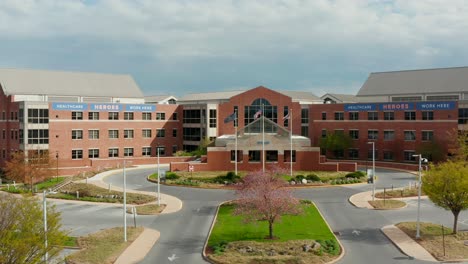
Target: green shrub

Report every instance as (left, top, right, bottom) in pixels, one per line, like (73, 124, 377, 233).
(212, 241, 228, 255)
(295, 175, 305, 182)
(300, 200, 312, 204)
(165, 172, 180, 180)
(174, 180, 200, 186)
(345, 171, 366, 179)
(306, 174, 321, 181)
(317, 239, 340, 255)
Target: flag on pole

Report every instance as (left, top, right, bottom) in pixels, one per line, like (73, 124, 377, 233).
(224, 112, 236, 123)
(254, 109, 262, 119)
(283, 112, 290, 120)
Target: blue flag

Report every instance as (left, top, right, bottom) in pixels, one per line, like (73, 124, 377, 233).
(224, 112, 236, 123)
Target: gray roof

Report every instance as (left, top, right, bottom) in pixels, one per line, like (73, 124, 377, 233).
(358, 66, 468, 96)
(321, 93, 357, 102)
(0, 68, 143, 98)
(177, 88, 320, 103)
(144, 95, 177, 103)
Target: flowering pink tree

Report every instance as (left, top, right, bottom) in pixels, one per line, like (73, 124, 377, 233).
(234, 169, 302, 239)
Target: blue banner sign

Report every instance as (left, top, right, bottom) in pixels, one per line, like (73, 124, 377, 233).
(52, 103, 88, 111)
(379, 102, 414, 111)
(125, 104, 156, 112)
(89, 103, 123, 111)
(416, 101, 456, 111)
(344, 104, 377, 112)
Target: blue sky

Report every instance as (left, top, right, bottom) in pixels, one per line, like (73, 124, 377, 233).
(1, 0, 468, 97)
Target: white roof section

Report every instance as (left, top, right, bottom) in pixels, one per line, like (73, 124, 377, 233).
(177, 89, 320, 104)
(145, 95, 177, 104)
(358, 66, 468, 97)
(321, 93, 357, 103)
(0, 68, 143, 98)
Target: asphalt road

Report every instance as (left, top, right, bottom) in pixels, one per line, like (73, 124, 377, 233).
(55, 167, 468, 264)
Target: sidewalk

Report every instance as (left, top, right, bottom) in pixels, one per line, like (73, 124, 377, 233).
(349, 190, 437, 262)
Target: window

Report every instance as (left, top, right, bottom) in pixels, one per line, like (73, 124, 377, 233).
(301, 126, 308, 137)
(266, 151, 278, 162)
(348, 149, 359, 159)
(142, 129, 152, 138)
(367, 148, 378, 160)
(368, 130, 378, 140)
(248, 150, 261, 162)
(283, 106, 289, 127)
(384, 130, 395, 141)
(422, 111, 434, 120)
(405, 111, 416, 120)
(321, 129, 327, 138)
(459, 108, 468, 124)
(156, 112, 166, 120)
(124, 112, 134, 120)
(157, 129, 165, 138)
(72, 112, 83, 120)
(384, 112, 394, 120)
(72, 130, 83, 140)
(422, 131, 434, 141)
(348, 130, 358, 140)
(392, 96, 422, 102)
(172, 112, 178, 120)
(334, 112, 344, 120)
(124, 129, 134, 139)
(72, 149, 83, 159)
(368, 112, 378, 120)
(109, 129, 119, 139)
(209, 109, 217, 128)
(88, 149, 99, 158)
(404, 151, 416, 162)
(108, 148, 119, 158)
(301, 108, 308, 124)
(27, 109, 49, 123)
(283, 150, 296, 162)
(321, 112, 326, 120)
(404, 131, 416, 141)
(109, 112, 119, 120)
(156, 146, 165, 156)
(183, 127, 201, 141)
(89, 112, 99, 120)
(383, 151, 394, 161)
(172, 129, 177, 137)
(28, 129, 49, 144)
(349, 112, 359, 120)
(124, 148, 134, 157)
(142, 147, 151, 156)
(183, 110, 201, 123)
(142, 112, 152, 120)
(88, 129, 99, 139)
(172, 145, 178, 154)
(427, 95, 459, 101)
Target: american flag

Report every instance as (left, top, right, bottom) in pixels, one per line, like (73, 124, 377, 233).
(254, 109, 262, 119)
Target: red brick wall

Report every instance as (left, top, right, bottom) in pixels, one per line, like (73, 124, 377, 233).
(0, 88, 20, 166)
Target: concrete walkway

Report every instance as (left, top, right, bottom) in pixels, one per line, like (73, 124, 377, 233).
(349, 190, 438, 262)
(74, 165, 183, 262)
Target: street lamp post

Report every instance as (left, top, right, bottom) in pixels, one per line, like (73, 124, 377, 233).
(412, 154, 426, 239)
(123, 160, 127, 242)
(367, 142, 376, 201)
(157, 145, 161, 206)
(43, 191, 48, 263)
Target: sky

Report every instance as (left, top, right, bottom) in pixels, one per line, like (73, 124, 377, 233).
(1, 0, 468, 97)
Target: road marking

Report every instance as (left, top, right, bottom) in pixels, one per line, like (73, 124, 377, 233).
(352, 230, 361, 236)
(168, 253, 178, 262)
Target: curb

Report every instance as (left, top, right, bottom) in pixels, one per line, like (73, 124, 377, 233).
(114, 227, 160, 264)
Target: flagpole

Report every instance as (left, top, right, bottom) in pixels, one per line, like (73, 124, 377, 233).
(262, 104, 265, 173)
(290, 108, 293, 177)
(234, 109, 238, 176)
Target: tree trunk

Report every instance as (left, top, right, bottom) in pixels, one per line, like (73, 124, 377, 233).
(269, 220, 273, 239)
(452, 210, 460, 234)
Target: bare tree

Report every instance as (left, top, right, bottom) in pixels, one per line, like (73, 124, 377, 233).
(4, 151, 53, 192)
(234, 169, 302, 239)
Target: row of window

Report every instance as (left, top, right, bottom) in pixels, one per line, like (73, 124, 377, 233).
(72, 111, 177, 121)
(228, 150, 297, 162)
(71, 146, 175, 159)
(338, 149, 420, 162)
(323, 129, 434, 141)
(325, 111, 434, 121)
(72, 128, 177, 140)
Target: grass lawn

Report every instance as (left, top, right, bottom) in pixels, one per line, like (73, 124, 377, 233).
(368, 199, 406, 209)
(206, 202, 340, 263)
(375, 188, 423, 198)
(66, 227, 143, 264)
(35, 177, 65, 190)
(396, 222, 468, 261)
(47, 183, 155, 205)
